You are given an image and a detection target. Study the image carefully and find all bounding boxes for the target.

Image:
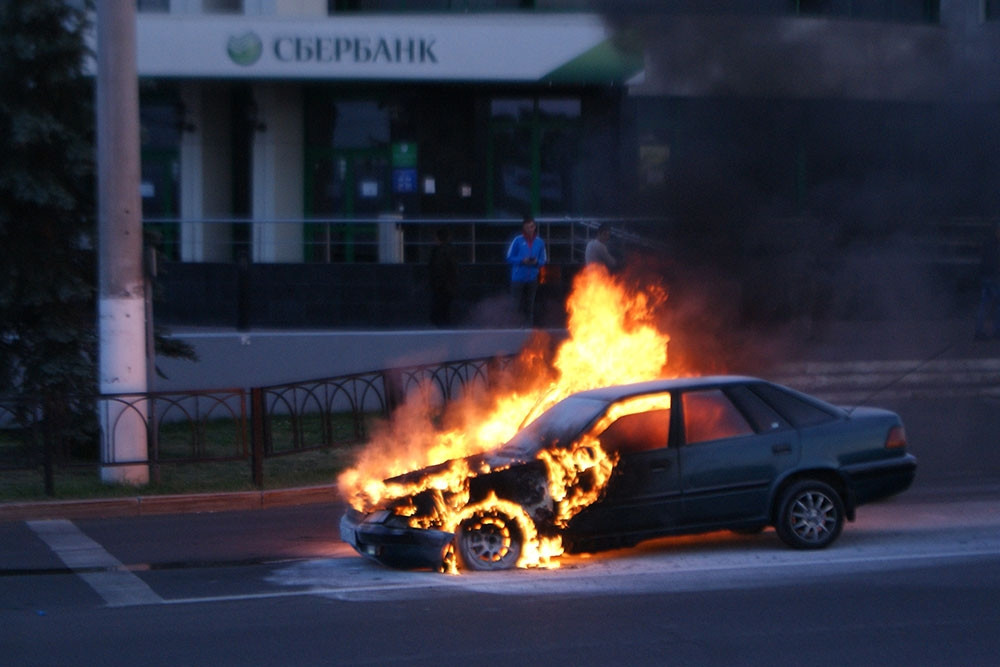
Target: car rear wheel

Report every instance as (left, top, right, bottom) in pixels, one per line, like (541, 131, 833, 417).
(775, 480, 844, 549)
(456, 509, 523, 571)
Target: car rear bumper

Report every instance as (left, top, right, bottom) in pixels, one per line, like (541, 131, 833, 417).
(340, 508, 454, 571)
(843, 453, 918, 506)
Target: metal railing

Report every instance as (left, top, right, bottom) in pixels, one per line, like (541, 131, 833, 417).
(0, 354, 516, 496)
(143, 216, 668, 266)
(143, 214, 990, 269)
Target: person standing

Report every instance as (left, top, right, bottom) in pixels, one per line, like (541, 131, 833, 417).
(585, 223, 617, 270)
(428, 227, 458, 327)
(506, 214, 547, 327)
(974, 222, 1000, 340)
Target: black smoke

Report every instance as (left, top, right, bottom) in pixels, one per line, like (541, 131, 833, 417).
(595, 1, 1000, 360)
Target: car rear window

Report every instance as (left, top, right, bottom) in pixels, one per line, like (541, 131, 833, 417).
(725, 385, 791, 433)
(748, 382, 839, 428)
(682, 389, 754, 444)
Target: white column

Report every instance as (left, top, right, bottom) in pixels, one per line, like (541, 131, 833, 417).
(251, 83, 304, 263)
(179, 83, 233, 262)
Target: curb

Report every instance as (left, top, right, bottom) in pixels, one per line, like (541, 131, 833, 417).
(0, 484, 340, 522)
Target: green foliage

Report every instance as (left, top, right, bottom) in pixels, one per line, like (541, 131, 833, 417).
(0, 1, 96, 453)
(0, 1, 96, 398)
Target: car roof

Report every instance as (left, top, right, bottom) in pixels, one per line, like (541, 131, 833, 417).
(569, 376, 763, 402)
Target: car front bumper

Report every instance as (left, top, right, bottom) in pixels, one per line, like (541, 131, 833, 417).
(340, 508, 454, 571)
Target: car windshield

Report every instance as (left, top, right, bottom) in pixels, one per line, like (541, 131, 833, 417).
(496, 396, 609, 458)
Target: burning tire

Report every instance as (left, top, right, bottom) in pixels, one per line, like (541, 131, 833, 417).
(775, 480, 844, 549)
(455, 509, 524, 571)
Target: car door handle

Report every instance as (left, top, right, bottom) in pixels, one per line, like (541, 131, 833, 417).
(771, 443, 792, 455)
(651, 461, 672, 471)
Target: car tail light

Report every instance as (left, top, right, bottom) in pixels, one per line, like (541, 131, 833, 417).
(885, 425, 907, 449)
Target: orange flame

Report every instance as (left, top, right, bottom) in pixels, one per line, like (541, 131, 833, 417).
(338, 264, 676, 569)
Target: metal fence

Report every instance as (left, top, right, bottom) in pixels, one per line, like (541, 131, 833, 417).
(143, 214, 991, 270)
(143, 216, 669, 266)
(0, 354, 515, 496)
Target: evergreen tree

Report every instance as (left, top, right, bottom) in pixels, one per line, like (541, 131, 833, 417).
(0, 1, 97, 458)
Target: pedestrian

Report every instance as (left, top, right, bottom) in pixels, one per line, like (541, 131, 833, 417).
(974, 221, 1000, 340)
(506, 214, 547, 327)
(428, 227, 458, 327)
(585, 223, 617, 270)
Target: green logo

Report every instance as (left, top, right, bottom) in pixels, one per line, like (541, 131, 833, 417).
(227, 32, 263, 67)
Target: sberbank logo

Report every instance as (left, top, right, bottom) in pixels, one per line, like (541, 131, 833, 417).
(227, 32, 263, 66)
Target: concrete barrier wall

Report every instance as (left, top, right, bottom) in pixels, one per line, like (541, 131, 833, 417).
(152, 328, 552, 391)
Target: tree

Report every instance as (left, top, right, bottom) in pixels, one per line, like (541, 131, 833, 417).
(0, 1, 97, 473)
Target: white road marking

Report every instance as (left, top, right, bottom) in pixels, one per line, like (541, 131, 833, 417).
(27, 519, 163, 608)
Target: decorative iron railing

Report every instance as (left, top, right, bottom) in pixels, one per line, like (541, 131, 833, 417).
(0, 354, 516, 496)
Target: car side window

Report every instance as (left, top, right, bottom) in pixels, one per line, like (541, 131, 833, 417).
(748, 382, 839, 427)
(726, 385, 791, 433)
(682, 389, 754, 444)
(598, 409, 670, 455)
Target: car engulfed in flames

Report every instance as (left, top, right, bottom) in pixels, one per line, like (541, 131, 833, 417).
(339, 376, 918, 572)
(338, 266, 917, 572)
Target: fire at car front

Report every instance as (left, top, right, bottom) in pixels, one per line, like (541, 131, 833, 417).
(338, 406, 619, 572)
(338, 446, 550, 571)
(340, 507, 455, 571)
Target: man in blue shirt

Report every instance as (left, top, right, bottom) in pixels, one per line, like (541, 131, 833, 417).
(506, 215, 547, 327)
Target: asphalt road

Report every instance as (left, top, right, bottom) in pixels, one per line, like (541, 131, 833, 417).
(2, 479, 999, 666)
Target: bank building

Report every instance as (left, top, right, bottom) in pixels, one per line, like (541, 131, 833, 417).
(117, 1, 999, 328)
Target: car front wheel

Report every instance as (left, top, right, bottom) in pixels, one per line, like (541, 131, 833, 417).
(775, 480, 844, 549)
(456, 509, 524, 571)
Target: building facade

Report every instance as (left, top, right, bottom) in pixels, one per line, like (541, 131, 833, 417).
(133, 1, 641, 268)
(123, 1, 1000, 327)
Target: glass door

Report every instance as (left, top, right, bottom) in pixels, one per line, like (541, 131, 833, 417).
(305, 147, 390, 262)
(141, 148, 180, 260)
(487, 97, 581, 218)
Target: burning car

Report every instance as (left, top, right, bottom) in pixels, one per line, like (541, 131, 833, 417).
(339, 375, 917, 571)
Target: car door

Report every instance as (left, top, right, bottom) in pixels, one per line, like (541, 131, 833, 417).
(568, 404, 682, 538)
(678, 386, 800, 526)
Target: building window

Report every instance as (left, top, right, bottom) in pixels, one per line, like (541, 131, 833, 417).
(139, 95, 183, 259)
(203, 0, 243, 13)
(488, 96, 582, 219)
(137, 0, 243, 14)
(330, 0, 534, 11)
(792, 0, 939, 23)
(137, 0, 170, 11)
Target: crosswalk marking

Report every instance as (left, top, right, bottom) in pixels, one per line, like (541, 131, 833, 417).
(27, 519, 163, 607)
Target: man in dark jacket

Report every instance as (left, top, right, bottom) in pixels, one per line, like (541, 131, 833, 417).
(429, 227, 459, 327)
(974, 222, 1000, 340)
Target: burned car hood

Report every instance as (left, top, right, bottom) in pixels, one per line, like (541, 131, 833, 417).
(383, 449, 531, 487)
(382, 395, 610, 487)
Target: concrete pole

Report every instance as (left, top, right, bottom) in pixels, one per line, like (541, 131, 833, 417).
(96, 0, 149, 485)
